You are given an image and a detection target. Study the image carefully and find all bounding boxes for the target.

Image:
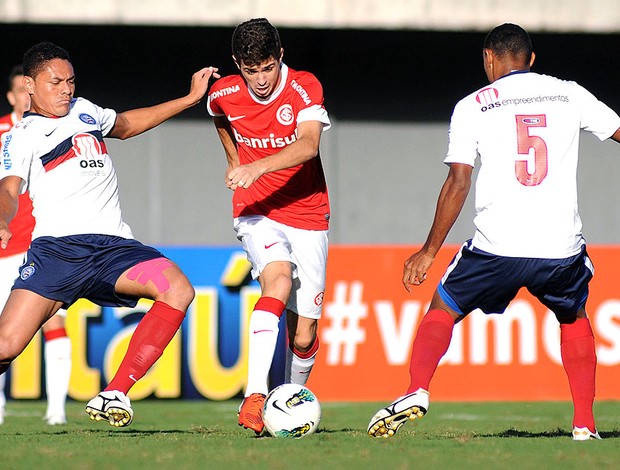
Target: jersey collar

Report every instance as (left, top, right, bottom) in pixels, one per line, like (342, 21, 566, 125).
(247, 63, 289, 105)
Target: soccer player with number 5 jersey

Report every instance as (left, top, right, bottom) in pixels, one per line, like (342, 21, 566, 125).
(207, 18, 331, 434)
(368, 23, 620, 441)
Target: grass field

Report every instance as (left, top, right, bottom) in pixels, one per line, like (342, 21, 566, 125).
(0, 399, 618, 469)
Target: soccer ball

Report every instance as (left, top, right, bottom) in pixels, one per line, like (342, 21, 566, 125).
(262, 384, 321, 438)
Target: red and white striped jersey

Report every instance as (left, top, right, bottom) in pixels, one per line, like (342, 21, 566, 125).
(445, 71, 620, 258)
(207, 64, 331, 230)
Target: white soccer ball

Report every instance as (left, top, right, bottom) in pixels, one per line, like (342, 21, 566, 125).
(263, 384, 321, 438)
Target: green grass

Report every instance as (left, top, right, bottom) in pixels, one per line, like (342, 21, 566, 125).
(0, 400, 618, 469)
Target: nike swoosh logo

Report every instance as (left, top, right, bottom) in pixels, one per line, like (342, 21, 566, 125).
(45, 128, 57, 137)
(272, 400, 291, 415)
(264, 242, 278, 249)
(129, 374, 137, 382)
(227, 114, 246, 122)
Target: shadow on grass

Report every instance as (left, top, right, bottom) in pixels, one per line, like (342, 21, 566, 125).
(481, 428, 620, 439)
(27, 426, 620, 440)
(61, 426, 358, 438)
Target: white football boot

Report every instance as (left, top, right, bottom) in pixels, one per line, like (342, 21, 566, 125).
(572, 426, 602, 441)
(85, 390, 133, 427)
(367, 388, 429, 438)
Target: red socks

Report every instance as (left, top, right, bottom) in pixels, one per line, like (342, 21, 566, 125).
(407, 309, 455, 394)
(105, 301, 185, 394)
(560, 317, 597, 432)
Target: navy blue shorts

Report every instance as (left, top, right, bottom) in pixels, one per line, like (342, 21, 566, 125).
(13, 234, 166, 308)
(438, 240, 593, 322)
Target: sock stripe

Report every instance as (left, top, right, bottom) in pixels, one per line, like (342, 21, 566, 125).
(293, 335, 320, 359)
(44, 328, 68, 342)
(254, 296, 285, 317)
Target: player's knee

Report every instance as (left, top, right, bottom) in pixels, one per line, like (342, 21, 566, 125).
(292, 330, 317, 353)
(158, 276, 195, 310)
(274, 273, 293, 295)
(173, 278, 195, 309)
(555, 310, 579, 324)
(0, 336, 20, 366)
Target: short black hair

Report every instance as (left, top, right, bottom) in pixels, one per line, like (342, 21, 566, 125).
(232, 18, 282, 66)
(484, 23, 532, 66)
(8, 64, 23, 91)
(23, 41, 71, 78)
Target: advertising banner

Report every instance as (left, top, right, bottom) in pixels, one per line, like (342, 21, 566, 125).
(8, 246, 620, 402)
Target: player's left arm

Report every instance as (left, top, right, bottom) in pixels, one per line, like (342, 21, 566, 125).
(611, 127, 620, 143)
(0, 175, 22, 249)
(109, 67, 219, 140)
(226, 119, 323, 189)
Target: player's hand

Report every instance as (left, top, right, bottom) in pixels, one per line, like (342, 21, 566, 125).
(226, 162, 264, 190)
(402, 249, 435, 292)
(0, 224, 12, 250)
(188, 67, 220, 106)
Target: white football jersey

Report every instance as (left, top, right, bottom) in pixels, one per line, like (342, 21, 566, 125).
(0, 97, 134, 240)
(445, 71, 620, 258)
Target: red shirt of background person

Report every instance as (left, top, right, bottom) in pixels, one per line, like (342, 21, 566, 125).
(0, 73, 34, 256)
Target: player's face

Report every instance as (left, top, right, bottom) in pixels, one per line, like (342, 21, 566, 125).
(238, 56, 282, 100)
(6, 75, 30, 119)
(25, 58, 75, 118)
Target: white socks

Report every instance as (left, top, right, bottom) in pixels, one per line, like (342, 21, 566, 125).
(245, 310, 280, 396)
(44, 336, 71, 421)
(285, 348, 317, 385)
(0, 373, 5, 424)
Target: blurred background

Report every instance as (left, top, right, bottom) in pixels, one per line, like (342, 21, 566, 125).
(3, 0, 620, 404)
(2, 0, 620, 246)
(0, 0, 620, 245)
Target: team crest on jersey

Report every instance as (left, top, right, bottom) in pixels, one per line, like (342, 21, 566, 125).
(276, 104, 295, 126)
(79, 113, 96, 125)
(20, 264, 35, 280)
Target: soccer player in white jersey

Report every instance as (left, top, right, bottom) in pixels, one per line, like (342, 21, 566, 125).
(0, 42, 219, 427)
(368, 23, 620, 441)
(207, 18, 331, 434)
(0, 65, 71, 426)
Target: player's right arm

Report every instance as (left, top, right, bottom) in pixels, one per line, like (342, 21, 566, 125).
(110, 67, 219, 140)
(0, 175, 22, 249)
(212, 115, 241, 190)
(403, 163, 472, 292)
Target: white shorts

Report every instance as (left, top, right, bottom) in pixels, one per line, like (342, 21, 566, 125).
(0, 252, 25, 310)
(233, 215, 328, 319)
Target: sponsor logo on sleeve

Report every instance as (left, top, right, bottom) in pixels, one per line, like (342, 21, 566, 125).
(79, 113, 96, 125)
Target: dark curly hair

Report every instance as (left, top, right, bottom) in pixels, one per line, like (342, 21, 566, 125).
(23, 41, 71, 78)
(232, 18, 282, 66)
(484, 23, 532, 66)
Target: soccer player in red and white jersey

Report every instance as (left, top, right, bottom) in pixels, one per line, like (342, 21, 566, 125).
(0, 42, 219, 427)
(368, 24, 620, 441)
(207, 18, 331, 434)
(0, 65, 71, 425)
